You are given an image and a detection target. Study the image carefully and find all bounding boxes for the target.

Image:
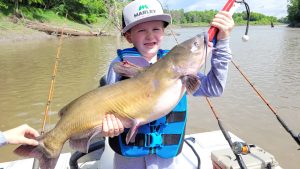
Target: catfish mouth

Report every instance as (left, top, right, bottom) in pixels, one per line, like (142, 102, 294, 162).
(193, 32, 208, 57)
(196, 32, 208, 48)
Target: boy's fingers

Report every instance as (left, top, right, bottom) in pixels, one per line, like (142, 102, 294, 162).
(213, 15, 233, 27)
(109, 114, 120, 136)
(215, 13, 230, 23)
(211, 21, 225, 31)
(102, 117, 109, 136)
(219, 11, 232, 17)
(106, 115, 115, 137)
(116, 118, 124, 134)
(214, 12, 234, 25)
(102, 114, 121, 137)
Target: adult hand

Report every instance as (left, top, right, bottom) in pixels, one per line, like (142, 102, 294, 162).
(102, 114, 125, 138)
(210, 11, 235, 40)
(3, 124, 39, 146)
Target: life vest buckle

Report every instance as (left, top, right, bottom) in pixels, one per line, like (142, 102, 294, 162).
(145, 133, 163, 147)
(149, 117, 167, 126)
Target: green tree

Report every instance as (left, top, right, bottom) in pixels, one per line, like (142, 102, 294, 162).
(0, 1, 8, 9)
(287, 0, 300, 26)
(16, 0, 44, 10)
(169, 9, 185, 24)
(54, 0, 107, 23)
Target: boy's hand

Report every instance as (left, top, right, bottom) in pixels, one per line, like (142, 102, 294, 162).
(102, 114, 125, 137)
(210, 11, 235, 40)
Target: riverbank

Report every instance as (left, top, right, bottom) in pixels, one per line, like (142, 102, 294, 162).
(0, 14, 115, 43)
(0, 16, 51, 42)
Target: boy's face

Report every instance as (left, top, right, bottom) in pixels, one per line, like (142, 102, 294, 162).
(125, 21, 165, 60)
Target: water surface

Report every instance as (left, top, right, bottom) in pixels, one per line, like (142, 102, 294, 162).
(0, 25, 299, 168)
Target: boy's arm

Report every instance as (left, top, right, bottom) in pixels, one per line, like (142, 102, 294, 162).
(193, 39, 231, 97)
(193, 11, 234, 97)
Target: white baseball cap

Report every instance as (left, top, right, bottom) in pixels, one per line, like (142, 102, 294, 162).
(122, 0, 172, 33)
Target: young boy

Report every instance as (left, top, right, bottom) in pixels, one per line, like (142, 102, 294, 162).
(101, 0, 234, 168)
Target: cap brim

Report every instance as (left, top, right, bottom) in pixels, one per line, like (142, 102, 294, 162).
(122, 14, 171, 33)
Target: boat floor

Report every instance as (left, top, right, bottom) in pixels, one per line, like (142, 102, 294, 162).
(0, 130, 282, 169)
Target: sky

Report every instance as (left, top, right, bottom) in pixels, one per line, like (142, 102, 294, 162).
(158, 0, 288, 18)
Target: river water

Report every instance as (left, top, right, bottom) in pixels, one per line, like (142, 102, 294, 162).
(0, 25, 299, 168)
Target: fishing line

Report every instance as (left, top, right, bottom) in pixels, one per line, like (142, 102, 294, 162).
(162, 0, 180, 45)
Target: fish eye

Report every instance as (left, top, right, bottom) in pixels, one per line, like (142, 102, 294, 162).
(193, 41, 199, 47)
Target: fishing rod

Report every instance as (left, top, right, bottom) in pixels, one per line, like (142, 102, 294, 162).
(230, 60, 300, 146)
(41, 24, 66, 135)
(32, 18, 67, 169)
(208, 0, 250, 45)
(209, 0, 300, 147)
(205, 97, 248, 169)
(206, 0, 253, 169)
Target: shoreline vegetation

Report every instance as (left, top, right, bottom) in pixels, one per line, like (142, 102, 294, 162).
(0, 14, 286, 43)
(0, 0, 298, 43)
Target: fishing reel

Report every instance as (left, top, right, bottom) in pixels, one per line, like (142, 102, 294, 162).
(232, 141, 251, 155)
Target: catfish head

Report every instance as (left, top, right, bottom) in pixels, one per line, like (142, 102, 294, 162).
(169, 32, 208, 76)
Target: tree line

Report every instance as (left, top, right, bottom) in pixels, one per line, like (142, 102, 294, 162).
(0, 0, 114, 23)
(168, 9, 278, 25)
(288, 0, 300, 27)
(1, 0, 297, 26)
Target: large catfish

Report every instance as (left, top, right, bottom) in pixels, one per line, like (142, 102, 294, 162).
(14, 33, 208, 169)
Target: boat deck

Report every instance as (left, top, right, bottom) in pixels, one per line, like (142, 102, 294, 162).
(0, 130, 282, 169)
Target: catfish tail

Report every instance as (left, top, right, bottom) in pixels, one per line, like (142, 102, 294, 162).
(14, 136, 62, 169)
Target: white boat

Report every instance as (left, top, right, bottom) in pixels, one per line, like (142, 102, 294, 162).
(0, 130, 281, 169)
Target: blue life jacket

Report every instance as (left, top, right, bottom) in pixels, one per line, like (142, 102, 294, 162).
(109, 47, 188, 158)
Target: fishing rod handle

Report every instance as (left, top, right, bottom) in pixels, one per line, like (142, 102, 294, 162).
(208, 0, 240, 42)
(277, 115, 300, 145)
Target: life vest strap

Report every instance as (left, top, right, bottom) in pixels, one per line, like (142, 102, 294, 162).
(149, 111, 186, 126)
(120, 133, 181, 148)
(166, 111, 186, 123)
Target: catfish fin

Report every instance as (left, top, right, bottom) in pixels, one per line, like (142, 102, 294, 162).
(40, 155, 59, 169)
(125, 119, 141, 144)
(181, 74, 201, 94)
(14, 145, 59, 169)
(113, 61, 145, 78)
(69, 126, 101, 153)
